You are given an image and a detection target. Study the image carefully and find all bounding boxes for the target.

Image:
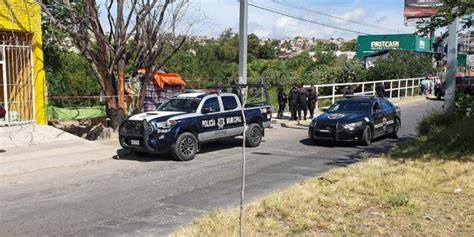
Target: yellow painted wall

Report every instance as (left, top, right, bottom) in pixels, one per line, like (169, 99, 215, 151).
(0, 0, 47, 124)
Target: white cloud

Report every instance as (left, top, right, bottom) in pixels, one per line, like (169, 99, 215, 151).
(333, 8, 367, 24)
(195, 0, 417, 39)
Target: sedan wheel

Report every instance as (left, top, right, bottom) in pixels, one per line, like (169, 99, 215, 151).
(359, 126, 372, 146)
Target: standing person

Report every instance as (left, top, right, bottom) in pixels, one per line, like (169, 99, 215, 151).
(420, 78, 427, 95)
(297, 86, 308, 120)
(307, 87, 318, 119)
(375, 82, 385, 97)
(428, 77, 433, 95)
(277, 87, 287, 119)
(343, 85, 354, 96)
(434, 77, 442, 98)
(289, 85, 299, 120)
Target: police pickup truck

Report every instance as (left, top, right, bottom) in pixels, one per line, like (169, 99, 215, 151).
(308, 96, 401, 146)
(119, 91, 272, 161)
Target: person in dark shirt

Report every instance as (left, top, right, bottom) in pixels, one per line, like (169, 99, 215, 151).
(297, 86, 308, 120)
(343, 85, 354, 96)
(375, 82, 385, 97)
(277, 88, 287, 119)
(307, 87, 318, 119)
(288, 85, 299, 120)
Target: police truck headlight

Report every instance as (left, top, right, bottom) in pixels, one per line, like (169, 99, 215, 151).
(343, 121, 363, 130)
(152, 120, 178, 133)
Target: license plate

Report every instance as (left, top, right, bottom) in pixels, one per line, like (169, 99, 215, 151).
(130, 139, 140, 146)
(318, 129, 330, 133)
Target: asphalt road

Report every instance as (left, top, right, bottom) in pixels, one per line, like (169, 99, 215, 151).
(0, 99, 442, 237)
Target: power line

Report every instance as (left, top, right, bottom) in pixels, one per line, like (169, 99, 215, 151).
(248, 2, 369, 35)
(272, 0, 399, 33)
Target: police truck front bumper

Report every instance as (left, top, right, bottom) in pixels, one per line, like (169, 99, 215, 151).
(119, 120, 175, 154)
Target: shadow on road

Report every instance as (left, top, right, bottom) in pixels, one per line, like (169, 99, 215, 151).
(113, 138, 244, 162)
(298, 136, 418, 167)
(113, 149, 175, 162)
(199, 138, 243, 154)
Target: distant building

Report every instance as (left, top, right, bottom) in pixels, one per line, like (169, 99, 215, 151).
(0, 0, 47, 125)
(459, 31, 474, 53)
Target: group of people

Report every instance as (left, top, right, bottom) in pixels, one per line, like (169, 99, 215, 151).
(277, 85, 318, 120)
(419, 77, 440, 96)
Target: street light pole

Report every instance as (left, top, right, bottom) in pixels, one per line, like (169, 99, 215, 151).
(239, 0, 248, 85)
(238, 1, 248, 237)
(444, 7, 458, 112)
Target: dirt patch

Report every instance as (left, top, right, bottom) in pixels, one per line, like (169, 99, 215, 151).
(49, 117, 117, 141)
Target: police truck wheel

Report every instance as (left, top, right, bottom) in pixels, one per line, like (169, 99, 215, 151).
(172, 132, 198, 161)
(246, 123, 262, 147)
(359, 126, 372, 146)
(390, 119, 400, 139)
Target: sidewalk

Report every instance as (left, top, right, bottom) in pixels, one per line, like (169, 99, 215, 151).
(0, 124, 81, 148)
(0, 125, 117, 177)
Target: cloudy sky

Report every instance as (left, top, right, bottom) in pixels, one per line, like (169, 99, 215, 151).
(191, 0, 417, 40)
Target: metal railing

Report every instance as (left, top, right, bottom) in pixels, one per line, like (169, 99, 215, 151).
(0, 45, 35, 126)
(304, 77, 435, 108)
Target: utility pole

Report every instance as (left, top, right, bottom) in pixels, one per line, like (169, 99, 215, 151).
(238, 1, 248, 237)
(444, 7, 458, 112)
(239, 0, 248, 85)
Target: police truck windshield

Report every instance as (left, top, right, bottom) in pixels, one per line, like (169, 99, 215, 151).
(158, 98, 201, 113)
(327, 100, 371, 114)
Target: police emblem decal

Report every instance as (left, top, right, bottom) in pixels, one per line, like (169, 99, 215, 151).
(217, 118, 225, 130)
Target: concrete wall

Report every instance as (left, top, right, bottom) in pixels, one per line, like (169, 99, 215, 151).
(0, 0, 47, 125)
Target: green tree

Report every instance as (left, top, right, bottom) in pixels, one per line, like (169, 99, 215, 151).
(418, 0, 473, 37)
(367, 51, 435, 81)
(340, 39, 357, 51)
(46, 50, 101, 107)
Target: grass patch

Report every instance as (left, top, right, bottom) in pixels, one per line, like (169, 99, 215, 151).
(173, 159, 474, 236)
(173, 109, 474, 237)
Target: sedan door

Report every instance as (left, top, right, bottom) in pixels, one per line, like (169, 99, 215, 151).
(371, 101, 384, 137)
(380, 98, 396, 134)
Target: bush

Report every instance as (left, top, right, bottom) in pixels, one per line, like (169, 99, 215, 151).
(417, 111, 459, 136)
(393, 111, 474, 161)
(455, 93, 473, 115)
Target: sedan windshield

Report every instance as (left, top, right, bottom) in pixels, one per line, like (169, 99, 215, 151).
(327, 100, 371, 114)
(158, 98, 201, 113)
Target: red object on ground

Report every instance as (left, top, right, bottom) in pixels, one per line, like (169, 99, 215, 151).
(0, 106, 5, 119)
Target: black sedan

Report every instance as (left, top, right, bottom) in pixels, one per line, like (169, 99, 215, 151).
(308, 96, 401, 146)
